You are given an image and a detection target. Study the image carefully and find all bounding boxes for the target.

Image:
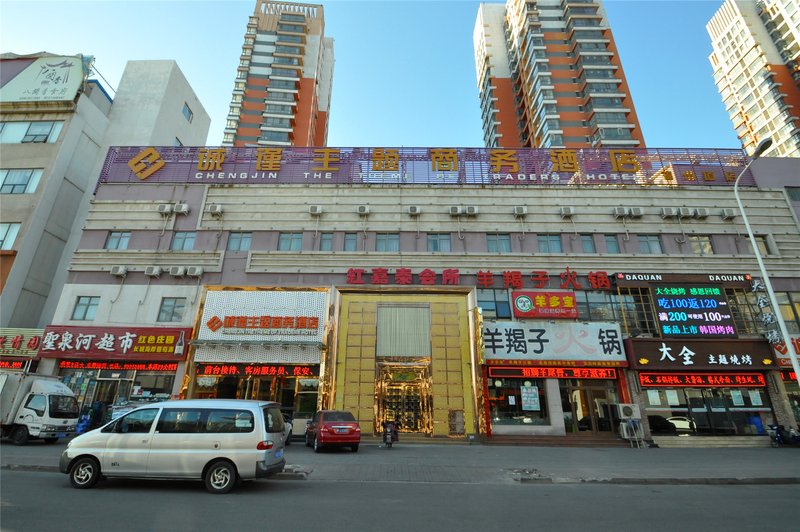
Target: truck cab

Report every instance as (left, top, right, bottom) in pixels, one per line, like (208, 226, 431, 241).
(1, 373, 80, 445)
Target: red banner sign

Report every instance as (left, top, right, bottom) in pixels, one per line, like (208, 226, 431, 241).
(782, 371, 797, 382)
(0, 358, 38, 371)
(511, 291, 578, 319)
(489, 366, 617, 380)
(58, 361, 179, 371)
(638, 372, 766, 388)
(39, 326, 191, 361)
(196, 364, 319, 377)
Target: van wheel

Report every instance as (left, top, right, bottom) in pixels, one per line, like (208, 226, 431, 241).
(44, 437, 59, 444)
(204, 460, 237, 494)
(70, 457, 101, 489)
(11, 426, 28, 446)
(313, 435, 322, 453)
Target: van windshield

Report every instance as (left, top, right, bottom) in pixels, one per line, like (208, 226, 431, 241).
(50, 395, 79, 418)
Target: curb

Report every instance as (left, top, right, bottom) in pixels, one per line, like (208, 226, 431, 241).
(517, 476, 800, 485)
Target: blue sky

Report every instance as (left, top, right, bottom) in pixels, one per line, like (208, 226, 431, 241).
(0, 0, 741, 149)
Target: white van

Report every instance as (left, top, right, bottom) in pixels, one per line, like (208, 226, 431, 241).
(60, 399, 287, 494)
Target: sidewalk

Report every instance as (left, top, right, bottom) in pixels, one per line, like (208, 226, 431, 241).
(3, 439, 799, 485)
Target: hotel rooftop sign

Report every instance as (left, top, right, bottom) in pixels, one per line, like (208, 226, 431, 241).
(100, 146, 757, 187)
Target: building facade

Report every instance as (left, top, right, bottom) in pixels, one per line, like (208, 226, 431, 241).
(473, 0, 645, 149)
(36, 145, 800, 443)
(707, 0, 800, 157)
(222, 0, 334, 147)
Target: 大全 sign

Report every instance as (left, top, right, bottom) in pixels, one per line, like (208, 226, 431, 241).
(625, 338, 775, 370)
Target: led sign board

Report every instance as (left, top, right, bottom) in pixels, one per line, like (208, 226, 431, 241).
(653, 284, 736, 338)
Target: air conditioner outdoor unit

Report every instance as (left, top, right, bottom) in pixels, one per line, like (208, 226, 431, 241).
(627, 207, 644, 218)
(186, 266, 204, 277)
(559, 206, 574, 219)
(449, 206, 464, 216)
(309, 205, 323, 216)
(209, 204, 224, 216)
(169, 266, 186, 277)
(465, 206, 479, 216)
(612, 207, 628, 218)
(617, 403, 641, 420)
(661, 207, 679, 219)
(157, 203, 173, 215)
(694, 208, 709, 219)
(110, 265, 128, 277)
(357, 205, 370, 216)
(144, 266, 162, 277)
(721, 208, 737, 220)
(513, 206, 528, 217)
(173, 203, 190, 215)
(407, 205, 422, 216)
(677, 207, 693, 218)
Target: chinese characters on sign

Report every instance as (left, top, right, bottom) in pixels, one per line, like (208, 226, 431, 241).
(0, 329, 43, 357)
(653, 284, 737, 338)
(512, 291, 578, 319)
(37, 327, 191, 361)
(625, 338, 775, 371)
(196, 364, 319, 377)
(638, 372, 765, 388)
(205, 315, 320, 334)
(489, 366, 618, 379)
(58, 361, 179, 371)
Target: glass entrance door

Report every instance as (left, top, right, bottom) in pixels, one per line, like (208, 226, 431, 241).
(376, 364, 432, 434)
(560, 380, 617, 433)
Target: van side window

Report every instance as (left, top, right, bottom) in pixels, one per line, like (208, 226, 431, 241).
(24, 394, 47, 416)
(118, 409, 159, 434)
(157, 409, 204, 433)
(264, 406, 285, 433)
(207, 410, 254, 433)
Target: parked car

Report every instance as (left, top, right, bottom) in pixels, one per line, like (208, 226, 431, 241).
(667, 416, 696, 432)
(647, 415, 677, 434)
(305, 410, 361, 452)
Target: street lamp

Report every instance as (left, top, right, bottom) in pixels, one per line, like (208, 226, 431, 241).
(733, 138, 800, 387)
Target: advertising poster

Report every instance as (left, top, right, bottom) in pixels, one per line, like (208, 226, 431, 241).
(521, 386, 540, 411)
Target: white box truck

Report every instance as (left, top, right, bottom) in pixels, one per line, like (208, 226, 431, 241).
(0, 371, 80, 445)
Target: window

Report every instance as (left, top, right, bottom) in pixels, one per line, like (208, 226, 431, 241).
(477, 289, 512, 319)
(22, 121, 56, 143)
(171, 232, 196, 251)
(580, 234, 596, 253)
(24, 395, 47, 416)
(487, 233, 512, 253)
(158, 297, 186, 322)
(576, 291, 618, 321)
(604, 234, 620, 253)
(0, 223, 21, 250)
(538, 234, 562, 253)
(182, 103, 193, 123)
(688, 235, 714, 256)
(319, 233, 333, 251)
(113, 409, 159, 434)
(638, 235, 662, 254)
(227, 232, 252, 252)
(376, 233, 399, 252)
(0, 169, 43, 194)
(278, 232, 303, 251)
(0, 121, 62, 143)
(105, 231, 131, 250)
(71, 296, 100, 321)
(207, 410, 255, 433)
(488, 378, 548, 425)
(747, 235, 770, 256)
(427, 233, 451, 252)
(344, 233, 358, 252)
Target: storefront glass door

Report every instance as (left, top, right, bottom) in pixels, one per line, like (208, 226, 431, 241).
(560, 380, 617, 433)
(376, 364, 432, 434)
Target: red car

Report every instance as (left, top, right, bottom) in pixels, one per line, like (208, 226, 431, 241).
(305, 410, 361, 452)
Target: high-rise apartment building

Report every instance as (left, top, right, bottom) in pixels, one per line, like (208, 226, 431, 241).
(222, 1, 334, 147)
(473, 0, 644, 149)
(708, 0, 800, 157)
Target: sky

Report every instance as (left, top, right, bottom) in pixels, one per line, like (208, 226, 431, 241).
(0, 0, 742, 149)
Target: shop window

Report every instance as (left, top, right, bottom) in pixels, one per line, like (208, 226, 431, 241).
(477, 289, 512, 319)
(71, 296, 100, 321)
(157, 297, 186, 322)
(227, 232, 252, 252)
(105, 231, 130, 250)
(488, 378, 548, 425)
(171, 231, 196, 251)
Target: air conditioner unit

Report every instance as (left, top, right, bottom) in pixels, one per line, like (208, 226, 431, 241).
(612, 207, 628, 218)
(694, 208, 709, 219)
(677, 207, 693, 218)
(169, 266, 186, 277)
(144, 266, 162, 277)
(449, 206, 464, 216)
(627, 207, 644, 218)
(110, 265, 128, 277)
(465, 206, 479, 216)
(661, 207, 679, 219)
(617, 403, 641, 420)
(157, 203, 173, 215)
(209, 204, 224, 216)
(721, 208, 737, 220)
(186, 266, 204, 277)
(357, 205, 370, 216)
(173, 203, 190, 215)
(513, 206, 528, 217)
(309, 205, 323, 216)
(407, 205, 422, 216)
(559, 206, 574, 219)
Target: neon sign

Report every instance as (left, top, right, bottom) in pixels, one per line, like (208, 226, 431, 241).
(653, 284, 737, 338)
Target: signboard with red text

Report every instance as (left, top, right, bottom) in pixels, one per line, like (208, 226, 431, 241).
(511, 291, 578, 319)
(38, 326, 190, 360)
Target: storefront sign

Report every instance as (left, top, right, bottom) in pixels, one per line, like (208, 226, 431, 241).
(615, 273, 751, 287)
(638, 372, 766, 388)
(512, 291, 577, 319)
(196, 363, 319, 377)
(625, 338, 775, 370)
(773, 334, 800, 368)
(0, 328, 43, 356)
(489, 366, 617, 379)
(653, 284, 736, 338)
(38, 326, 190, 361)
(0, 55, 89, 103)
(483, 321, 625, 365)
(0, 358, 36, 370)
(199, 290, 327, 344)
(99, 146, 755, 187)
(58, 361, 179, 371)
(782, 371, 797, 382)
(520, 386, 541, 411)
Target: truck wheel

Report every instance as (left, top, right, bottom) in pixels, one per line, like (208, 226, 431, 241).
(11, 426, 28, 446)
(43, 437, 59, 444)
(70, 457, 101, 489)
(204, 460, 237, 494)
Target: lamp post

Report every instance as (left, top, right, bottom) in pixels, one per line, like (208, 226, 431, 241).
(733, 138, 800, 387)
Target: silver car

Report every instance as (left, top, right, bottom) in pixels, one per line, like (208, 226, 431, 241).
(60, 399, 287, 494)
